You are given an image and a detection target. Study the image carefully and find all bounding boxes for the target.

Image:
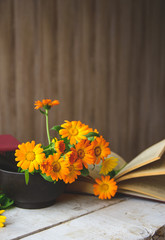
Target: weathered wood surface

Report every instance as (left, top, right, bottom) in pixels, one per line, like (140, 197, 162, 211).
(1, 194, 165, 240)
(0, 0, 165, 161)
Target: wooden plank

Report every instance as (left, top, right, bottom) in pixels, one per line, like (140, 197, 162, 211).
(108, 0, 132, 159)
(94, 0, 110, 137)
(14, 0, 36, 141)
(0, 1, 16, 135)
(15, 198, 165, 240)
(77, 0, 96, 127)
(1, 194, 125, 239)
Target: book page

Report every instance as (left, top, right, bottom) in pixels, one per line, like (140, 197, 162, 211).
(118, 189, 161, 202)
(66, 180, 94, 195)
(116, 154, 165, 182)
(115, 139, 165, 179)
(118, 175, 165, 201)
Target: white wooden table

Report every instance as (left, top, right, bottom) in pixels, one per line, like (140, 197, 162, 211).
(1, 193, 165, 240)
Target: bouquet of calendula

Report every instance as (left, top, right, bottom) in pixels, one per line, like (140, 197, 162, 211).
(0, 99, 119, 227)
(14, 99, 118, 201)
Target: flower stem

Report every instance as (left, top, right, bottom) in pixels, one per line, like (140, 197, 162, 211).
(44, 146, 54, 152)
(45, 109, 51, 144)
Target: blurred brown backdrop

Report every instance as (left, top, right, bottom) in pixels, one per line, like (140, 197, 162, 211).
(0, 0, 164, 162)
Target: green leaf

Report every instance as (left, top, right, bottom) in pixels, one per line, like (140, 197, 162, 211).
(25, 170, 29, 185)
(18, 167, 22, 173)
(0, 193, 14, 209)
(42, 143, 56, 157)
(108, 169, 120, 178)
(68, 144, 74, 148)
(85, 132, 100, 138)
(40, 173, 55, 183)
(81, 166, 89, 176)
(42, 142, 54, 149)
(51, 125, 63, 133)
(87, 136, 95, 142)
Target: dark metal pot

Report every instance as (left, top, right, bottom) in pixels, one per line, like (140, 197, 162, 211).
(0, 152, 65, 209)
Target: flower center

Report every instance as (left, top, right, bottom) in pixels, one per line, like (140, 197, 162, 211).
(101, 183, 109, 192)
(53, 162, 61, 172)
(69, 128, 78, 136)
(26, 151, 35, 161)
(69, 152, 77, 164)
(77, 149, 85, 159)
(59, 142, 65, 153)
(68, 165, 74, 173)
(42, 162, 49, 171)
(94, 146, 101, 157)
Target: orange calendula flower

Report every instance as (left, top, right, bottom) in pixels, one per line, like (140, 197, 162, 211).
(65, 149, 78, 164)
(75, 139, 94, 168)
(34, 99, 60, 110)
(59, 120, 92, 145)
(55, 140, 65, 154)
(0, 210, 6, 228)
(40, 158, 52, 173)
(15, 141, 45, 172)
(40, 153, 69, 181)
(100, 157, 118, 175)
(88, 136, 111, 164)
(63, 160, 83, 184)
(93, 175, 118, 200)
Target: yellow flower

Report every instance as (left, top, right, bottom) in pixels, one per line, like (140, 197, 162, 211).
(63, 160, 83, 184)
(34, 99, 60, 110)
(0, 210, 6, 228)
(59, 120, 92, 145)
(75, 139, 94, 168)
(88, 136, 111, 164)
(40, 153, 69, 181)
(52, 137, 57, 143)
(55, 140, 65, 154)
(15, 141, 45, 172)
(100, 157, 118, 175)
(93, 176, 118, 200)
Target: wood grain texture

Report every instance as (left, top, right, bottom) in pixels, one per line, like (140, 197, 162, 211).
(0, 0, 164, 161)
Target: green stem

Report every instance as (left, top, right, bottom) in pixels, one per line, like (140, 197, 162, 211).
(45, 109, 51, 144)
(44, 146, 54, 152)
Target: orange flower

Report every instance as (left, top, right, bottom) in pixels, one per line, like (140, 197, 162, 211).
(88, 136, 111, 164)
(93, 175, 118, 200)
(75, 139, 94, 168)
(40, 159, 52, 173)
(34, 99, 60, 110)
(63, 160, 83, 184)
(15, 141, 45, 172)
(55, 140, 65, 154)
(40, 153, 69, 181)
(59, 120, 92, 145)
(65, 149, 78, 164)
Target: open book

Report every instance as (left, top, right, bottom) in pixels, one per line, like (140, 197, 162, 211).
(66, 139, 165, 202)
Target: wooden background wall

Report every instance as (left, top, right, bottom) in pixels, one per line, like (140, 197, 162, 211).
(0, 0, 164, 162)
